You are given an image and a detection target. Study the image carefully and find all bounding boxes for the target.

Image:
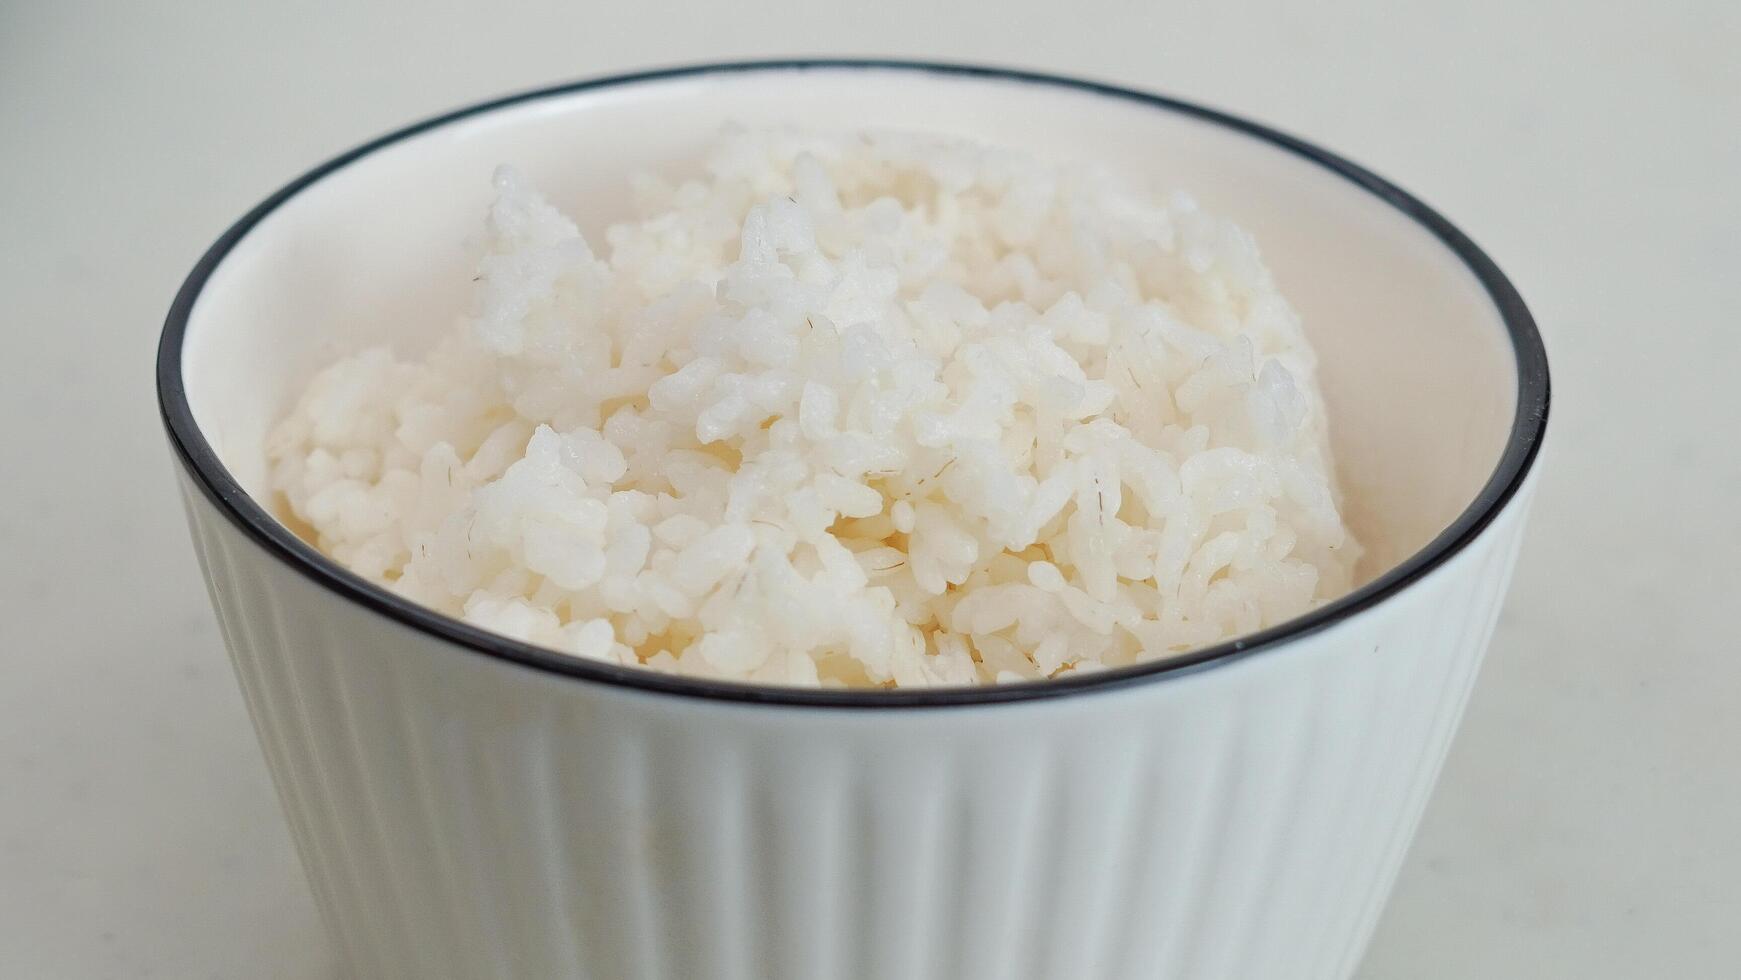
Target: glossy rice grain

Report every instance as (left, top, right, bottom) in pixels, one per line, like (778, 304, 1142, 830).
(268, 127, 1360, 687)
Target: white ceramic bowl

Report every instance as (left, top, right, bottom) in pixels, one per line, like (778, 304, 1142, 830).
(158, 61, 1549, 980)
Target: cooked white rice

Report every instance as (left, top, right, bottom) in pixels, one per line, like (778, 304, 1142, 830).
(268, 127, 1359, 688)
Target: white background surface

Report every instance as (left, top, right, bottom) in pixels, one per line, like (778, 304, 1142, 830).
(1, 1, 1735, 977)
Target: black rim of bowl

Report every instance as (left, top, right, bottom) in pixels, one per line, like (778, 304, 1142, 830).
(157, 59, 1551, 708)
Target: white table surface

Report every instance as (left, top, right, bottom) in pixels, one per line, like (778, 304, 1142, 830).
(3, 1, 1736, 976)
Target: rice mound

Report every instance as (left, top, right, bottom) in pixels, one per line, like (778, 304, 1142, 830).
(268, 127, 1360, 688)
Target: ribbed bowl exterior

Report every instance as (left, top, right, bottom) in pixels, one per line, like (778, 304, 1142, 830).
(179, 470, 1535, 980)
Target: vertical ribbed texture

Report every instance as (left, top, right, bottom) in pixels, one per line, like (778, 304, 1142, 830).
(181, 474, 1535, 980)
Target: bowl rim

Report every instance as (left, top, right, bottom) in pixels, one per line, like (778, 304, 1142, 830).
(157, 58, 1550, 709)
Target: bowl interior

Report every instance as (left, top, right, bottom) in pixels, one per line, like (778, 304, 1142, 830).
(179, 65, 1519, 585)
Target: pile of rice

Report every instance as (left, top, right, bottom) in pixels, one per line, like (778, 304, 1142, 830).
(269, 127, 1359, 688)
